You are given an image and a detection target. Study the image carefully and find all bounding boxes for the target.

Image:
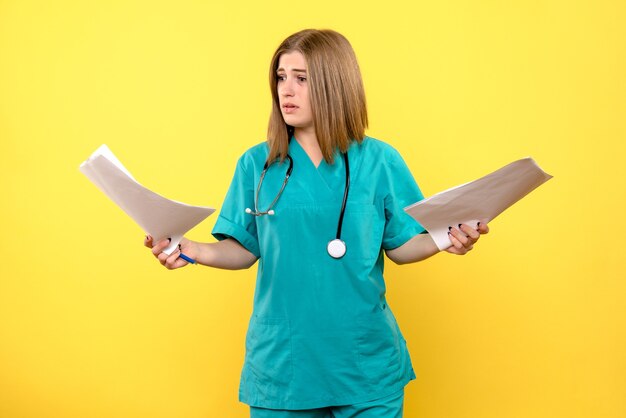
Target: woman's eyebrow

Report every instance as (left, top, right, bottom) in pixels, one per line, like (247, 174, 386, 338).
(276, 68, 307, 73)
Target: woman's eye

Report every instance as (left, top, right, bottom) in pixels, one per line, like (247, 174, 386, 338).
(298, 77, 307, 82)
(277, 75, 286, 81)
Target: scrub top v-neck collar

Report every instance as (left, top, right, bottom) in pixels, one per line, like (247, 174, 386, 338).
(291, 136, 325, 170)
(290, 135, 358, 202)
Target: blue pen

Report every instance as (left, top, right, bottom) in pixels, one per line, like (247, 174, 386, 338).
(179, 252, 196, 265)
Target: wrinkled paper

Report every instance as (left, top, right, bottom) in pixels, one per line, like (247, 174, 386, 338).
(405, 157, 552, 250)
(80, 144, 214, 255)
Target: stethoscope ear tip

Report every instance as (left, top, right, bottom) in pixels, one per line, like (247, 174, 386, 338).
(245, 208, 252, 214)
(268, 210, 275, 216)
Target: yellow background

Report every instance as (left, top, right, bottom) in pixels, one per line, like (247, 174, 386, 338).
(1, 1, 624, 417)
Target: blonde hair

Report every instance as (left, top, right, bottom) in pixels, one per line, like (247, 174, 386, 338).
(266, 29, 368, 164)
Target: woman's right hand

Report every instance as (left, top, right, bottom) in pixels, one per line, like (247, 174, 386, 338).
(144, 234, 258, 270)
(144, 235, 197, 270)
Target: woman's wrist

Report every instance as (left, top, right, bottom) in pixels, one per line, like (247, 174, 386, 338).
(192, 240, 215, 267)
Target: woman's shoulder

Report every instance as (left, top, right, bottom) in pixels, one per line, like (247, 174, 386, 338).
(236, 141, 270, 168)
(242, 140, 270, 157)
(357, 135, 405, 162)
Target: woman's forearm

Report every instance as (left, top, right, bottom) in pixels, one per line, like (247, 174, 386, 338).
(194, 238, 258, 270)
(384, 233, 440, 265)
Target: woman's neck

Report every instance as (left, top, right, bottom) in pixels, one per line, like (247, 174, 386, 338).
(293, 127, 318, 148)
(294, 127, 323, 168)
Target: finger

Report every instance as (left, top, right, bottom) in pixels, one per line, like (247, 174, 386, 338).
(459, 223, 480, 240)
(164, 249, 180, 269)
(176, 244, 194, 262)
(445, 245, 463, 255)
(144, 234, 153, 248)
(477, 221, 490, 234)
(448, 230, 465, 249)
(449, 227, 469, 247)
(165, 249, 188, 270)
(157, 251, 169, 265)
(152, 238, 171, 257)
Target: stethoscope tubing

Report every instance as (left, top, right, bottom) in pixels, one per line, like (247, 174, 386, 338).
(246, 150, 351, 258)
(335, 153, 350, 240)
(247, 155, 294, 216)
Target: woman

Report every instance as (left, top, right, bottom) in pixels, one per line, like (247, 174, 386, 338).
(145, 29, 489, 418)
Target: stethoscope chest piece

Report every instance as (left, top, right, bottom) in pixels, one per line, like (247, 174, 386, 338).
(327, 239, 347, 259)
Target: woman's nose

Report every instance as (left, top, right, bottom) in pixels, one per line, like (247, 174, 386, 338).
(279, 78, 294, 97)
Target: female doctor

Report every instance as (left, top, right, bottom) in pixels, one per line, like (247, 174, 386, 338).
(145, 29, 489, 418)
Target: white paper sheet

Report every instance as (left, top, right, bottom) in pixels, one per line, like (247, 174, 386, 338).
(79, 144, 215, 255)
(404, 157, 553, 251)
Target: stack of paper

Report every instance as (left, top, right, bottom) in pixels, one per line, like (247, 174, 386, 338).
(405, 157, 553, 251)
(79, 145, 215, 255)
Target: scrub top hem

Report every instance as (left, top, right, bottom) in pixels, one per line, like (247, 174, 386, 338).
(239, 372, 416, 411)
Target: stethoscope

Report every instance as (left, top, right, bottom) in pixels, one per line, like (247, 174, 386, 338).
(245, 152, 350, 259)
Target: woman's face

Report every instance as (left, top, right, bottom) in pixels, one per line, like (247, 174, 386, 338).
(276, 51, 313, 133)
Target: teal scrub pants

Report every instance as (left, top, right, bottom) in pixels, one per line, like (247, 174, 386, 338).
(249, 389, 404, 418)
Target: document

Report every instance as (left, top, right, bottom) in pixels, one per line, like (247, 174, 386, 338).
(79, 144, 215, 255)
(404, 157, 552, 251)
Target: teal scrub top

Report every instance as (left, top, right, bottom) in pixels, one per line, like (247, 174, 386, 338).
(212, 136, 426, 410)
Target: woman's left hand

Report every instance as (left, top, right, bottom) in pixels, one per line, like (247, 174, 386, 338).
(445, 221, 490, 255)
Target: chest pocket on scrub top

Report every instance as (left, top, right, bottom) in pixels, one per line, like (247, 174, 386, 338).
(341, 201, 385, 265)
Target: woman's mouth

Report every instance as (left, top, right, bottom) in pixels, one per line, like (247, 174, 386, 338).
(282, 103, 299, 114)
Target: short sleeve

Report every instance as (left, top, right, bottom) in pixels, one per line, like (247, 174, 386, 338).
(381, 147, 426, 250)
(211, 155, 261, 257)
